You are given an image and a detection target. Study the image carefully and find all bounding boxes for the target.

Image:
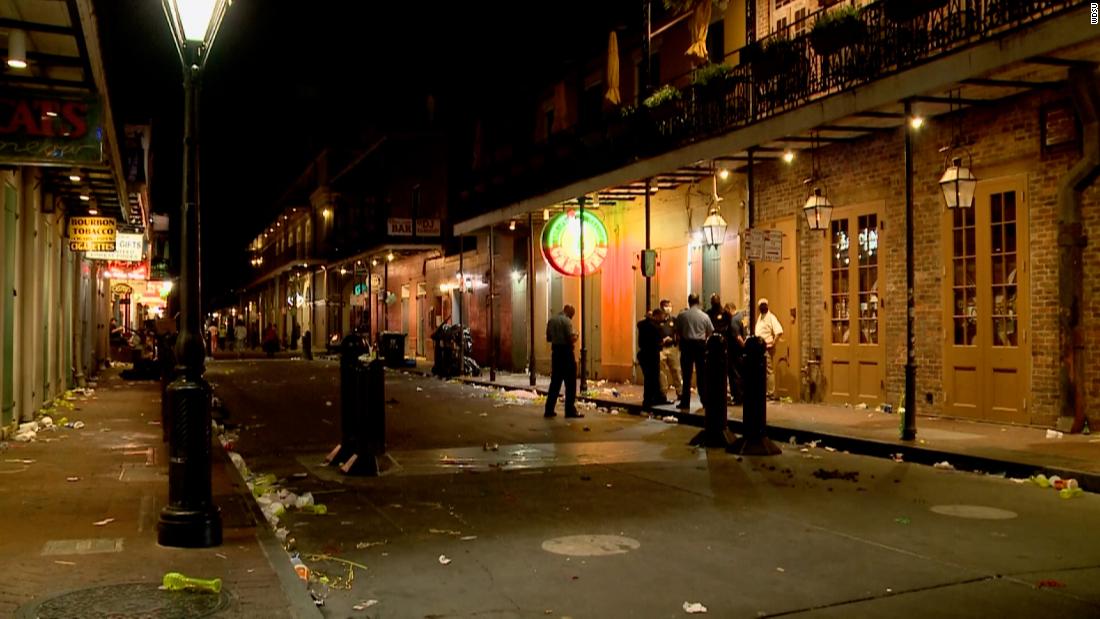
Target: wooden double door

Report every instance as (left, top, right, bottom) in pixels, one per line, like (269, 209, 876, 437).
(942, 175, 1030, 422)
(821, 203, 886, 406)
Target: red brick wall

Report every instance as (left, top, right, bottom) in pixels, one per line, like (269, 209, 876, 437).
(753, 89, 1098, 426)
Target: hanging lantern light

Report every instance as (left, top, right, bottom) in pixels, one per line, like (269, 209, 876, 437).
(803, 187, 833, 231)
(701, 207, 727, 247)
(939, 155, 977, 209)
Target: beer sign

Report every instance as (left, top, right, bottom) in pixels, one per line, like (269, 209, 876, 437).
(68, 216, 117, 252)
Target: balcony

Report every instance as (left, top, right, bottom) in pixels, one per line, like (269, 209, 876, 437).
(457, 0, 1084, 214)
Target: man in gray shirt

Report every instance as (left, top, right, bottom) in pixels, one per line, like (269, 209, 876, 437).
(675, 293, 714, 410)
(545, 305, 581, 418)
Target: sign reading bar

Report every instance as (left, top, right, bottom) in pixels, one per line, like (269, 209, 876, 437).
(86, 232, 143, 262)
(387, 217, 441, 237)
(0, 93, 105, 165)
(68, 216, 117, 252)
(743, 228, 784, 263)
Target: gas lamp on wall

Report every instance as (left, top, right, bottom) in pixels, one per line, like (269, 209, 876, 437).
(938, 89, 977, 209)
(700, 172, 727, 248)
(803, 186, 833, 231)
(938, 152, 977, 209)
(802, 133, 833, 232)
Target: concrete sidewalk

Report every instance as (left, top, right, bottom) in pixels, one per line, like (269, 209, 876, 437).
(408, 360, 1100, 492)
(0, 367, 316, 618)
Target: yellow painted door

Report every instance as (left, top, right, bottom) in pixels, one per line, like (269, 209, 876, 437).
(822, 204, 886, 406)
(943, 175, 1029, 422)
(755, 218, 800, 400)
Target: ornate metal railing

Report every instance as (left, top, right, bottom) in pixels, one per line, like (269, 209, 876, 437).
(457, 0, 1084, 214)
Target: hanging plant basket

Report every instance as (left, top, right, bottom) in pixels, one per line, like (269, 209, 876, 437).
(751, 37, 799, 81)
(884, 0, 949, 22)
(809, 7, 867, 56)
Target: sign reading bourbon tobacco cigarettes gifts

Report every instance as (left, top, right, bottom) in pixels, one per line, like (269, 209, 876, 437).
(68, 216, 117, 252)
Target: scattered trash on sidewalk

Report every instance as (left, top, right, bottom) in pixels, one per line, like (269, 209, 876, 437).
(161, 572, 222, 593)
(352, 600, 379, 611)
(933, 461, 955, 470)
(894, 516, 911, 525)
(460, 535, 478, 541)
(682, 601, 708, 614)
(5, 459, 34, 464)
(92, 518, 115, 526)
(483, 442, 499, 451)
(355, 540, 387, 549)
(53, 560, 76, 566)
(824, 446, 837, 453)
(429, 528, 463, 536)
(416, 387, 424, 392)
(1046, 429, 1064, 439)
(776, 567, 785, 573)
(66, 476, 80, 482)
(1037, 579, 1066, 589)
(215, 553, 227, 560)
(438, 554, 452, 565)
(290, 555, 310, 581)
(662, 415, 679, 424)
(855, 403, 868, 410)
(891, 453, 904, 463)
(1060, 487, 1084, 499)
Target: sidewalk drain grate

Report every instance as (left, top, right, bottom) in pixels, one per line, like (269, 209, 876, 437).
(15, 583, 231, 618)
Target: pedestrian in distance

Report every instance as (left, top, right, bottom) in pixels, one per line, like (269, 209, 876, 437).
(658, 299, 682, 402)
(262, 324, 279, 358)
(637, 307, 669, 408)
(234, 320, 246, 354)
(676, 293, 714, 410)
(544, 304, 582, 418)
(754, 298, 784, 400)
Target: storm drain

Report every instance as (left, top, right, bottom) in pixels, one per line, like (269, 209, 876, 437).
(15, 583, 231, 618)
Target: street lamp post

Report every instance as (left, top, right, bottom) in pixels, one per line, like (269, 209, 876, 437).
(158, 0, 229, 548)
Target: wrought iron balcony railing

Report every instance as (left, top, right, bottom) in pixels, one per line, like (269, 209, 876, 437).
(457, 0, 1083, 214)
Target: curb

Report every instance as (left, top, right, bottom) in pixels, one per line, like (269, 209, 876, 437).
(213, 440, 324, 619)
(397, 367, 1100, 493)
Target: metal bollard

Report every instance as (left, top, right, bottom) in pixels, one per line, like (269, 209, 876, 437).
(728, 335, 781, 455)
(325, 335, 364, 468)
(691, 334, 735, 447)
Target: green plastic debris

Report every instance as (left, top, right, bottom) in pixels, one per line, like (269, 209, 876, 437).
(894, 516, 911, 525)
(162, 571, 222, 593)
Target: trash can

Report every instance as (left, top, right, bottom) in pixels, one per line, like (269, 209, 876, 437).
(380, 331, 406, 368)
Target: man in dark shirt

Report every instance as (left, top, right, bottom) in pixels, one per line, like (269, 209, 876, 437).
(637, 308, 668, 407)
(545, 304, 581, 418)
(727, 303, 747, 405)
(706, 294, 732, 342)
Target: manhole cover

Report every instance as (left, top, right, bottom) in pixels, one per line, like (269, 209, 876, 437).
(15, 582, 231, 618)
(541, 534, 641, 557)
(929, 504, 1018, 520)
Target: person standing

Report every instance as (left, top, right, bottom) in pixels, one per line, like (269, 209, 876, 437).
(234, 320, 247, 353)
(706, 294, 732, 342)
(291, 319, 301, 351)
(207, 322, 218, 355)
(726, 302, 747, 405)
(637, 307, 668, 408)
(754, 298, 784, 400)
(544, 304, 582, 418)
(676, 293, 714, 410)
(657, 299, 682, 403)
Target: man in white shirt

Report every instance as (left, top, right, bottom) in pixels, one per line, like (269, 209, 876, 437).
(754, 298, 783, 400)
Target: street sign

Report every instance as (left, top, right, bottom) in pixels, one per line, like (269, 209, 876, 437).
(86, 232, 143, 261)
(743, 228, 784, 263)
(68, 216, 117, 252)
(640, 249, 656, 277)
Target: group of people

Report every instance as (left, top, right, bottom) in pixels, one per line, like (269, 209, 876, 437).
(541, 294, 785, 418)
(636, 294, 784, 408)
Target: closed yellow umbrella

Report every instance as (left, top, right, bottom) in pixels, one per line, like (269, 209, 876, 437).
(687, 0, 712, 64)
(605, 30, 621, 105)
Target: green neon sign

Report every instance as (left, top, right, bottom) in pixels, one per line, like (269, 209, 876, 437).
(541, 210, 609, 276)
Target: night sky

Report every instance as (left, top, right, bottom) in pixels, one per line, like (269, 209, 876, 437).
(95, 0, 636, 304)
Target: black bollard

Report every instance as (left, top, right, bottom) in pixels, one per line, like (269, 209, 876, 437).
(325, 334, 364, 468)
(302, 331, 313, 360)
(691, 334, 735, 447)
(728, 335, 781, 455)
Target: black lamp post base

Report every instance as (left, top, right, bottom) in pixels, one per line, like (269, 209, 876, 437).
(158, 506, 222, 548)
(727, 435, 782, 456)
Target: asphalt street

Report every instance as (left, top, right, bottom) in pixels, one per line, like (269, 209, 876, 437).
(207, 359, 1100, 618)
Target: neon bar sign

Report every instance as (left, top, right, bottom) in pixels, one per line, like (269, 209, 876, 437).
(541, 210, 608, 276)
